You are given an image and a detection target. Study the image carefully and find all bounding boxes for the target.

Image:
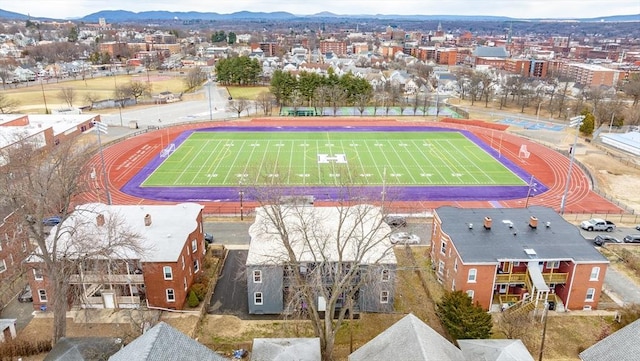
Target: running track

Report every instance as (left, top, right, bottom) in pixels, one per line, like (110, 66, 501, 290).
(79, 118, 623, 215)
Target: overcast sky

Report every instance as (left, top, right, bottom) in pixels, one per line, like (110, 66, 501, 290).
(5, 0, 639, 20)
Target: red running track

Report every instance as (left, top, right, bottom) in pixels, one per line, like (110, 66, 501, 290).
(78, 118, 624, 215)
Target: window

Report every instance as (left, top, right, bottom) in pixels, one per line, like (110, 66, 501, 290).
(547, 261, 560, 269)
(380, 291, 389, 303)
(38, 289, 47, 302)
(191, 239, 197, 252)
(166, 289, 175, 302)
(466, 290, 474, 300)
(34, 269, 44, 281)
(194, 260, 200, 273)
(253, 270, 262, 283)
(381, 269, 390, 281)
(454, 258, 458, 272)
(590, 267, 600, 281)
(585, 288, 595, 302)
(468, 268, 477, 283)
(451, 280, 456, 291)
(513, 261, 520, 266)
(183, 277, 187, 291)
(181, 255, 185, 270)
(440, 241, 446, 255)
(163, 266, 173, 280)
(0, 259, 6, 273)
(438, 261, 445, 275)
(254, 292, 263, 305)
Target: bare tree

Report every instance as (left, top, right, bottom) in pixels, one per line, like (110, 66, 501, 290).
(57, 87, 75, 108)
(354, 93, 371, 116)
(0, 93, 19, 113)
(183, 66, 207, 92)
(228, 97, 251, 118)
(245, 165, 396, 361)
(127, 81, 152, 102)
(0, 136, 143, 345)
(256, 91, 275, 116)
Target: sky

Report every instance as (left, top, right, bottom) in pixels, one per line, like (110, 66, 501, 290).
(3, 0, 639, 20)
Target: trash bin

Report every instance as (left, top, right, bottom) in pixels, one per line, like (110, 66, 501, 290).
(548, 301, 556, 311)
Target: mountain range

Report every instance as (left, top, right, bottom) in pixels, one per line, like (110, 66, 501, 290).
(0, 8, 638, 23)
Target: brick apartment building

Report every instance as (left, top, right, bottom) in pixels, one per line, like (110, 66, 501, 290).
(430, 206, 609, 312)
(26, 203, 206, 311)
(320, 40, 348, 56)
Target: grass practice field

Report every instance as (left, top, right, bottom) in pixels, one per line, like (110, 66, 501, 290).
(141, 130, 526, 188)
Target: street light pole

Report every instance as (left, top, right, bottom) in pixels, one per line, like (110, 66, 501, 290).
(239, 190, 244, 221)
(560, 116, 584, 214)
(207, 79, 213, 120)
(525, 175, 536, 208)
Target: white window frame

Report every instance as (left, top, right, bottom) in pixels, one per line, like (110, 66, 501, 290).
(191, 239, 197, 252)
(163, 266, 173, 280)
(590, 267, 600, 281)
(548, 261, 560, 269)
(585, 288, 595, 302)
(34, 268, 44, 281)
(440, 241, 446, 255)
(181, 255, 185, 270)
(184, 277, 187, 291)
(454, 258, 458, 272)
(253, 270, 262, 283)
(0, 259, 6, 273)
(380, 291, 389, 303)
(451, 280, 456, 291)
(468, 268, 477, 283)
(438, 260, 445, 275)
(193, 259, 200, 273)
(466, 290, 474, 300)
(381, 269, 390, 281)
(166, 288, 175, 302)
(513, 261, 520, 266)
(254, 292, 263, 305)
(38, 289, 47, 302)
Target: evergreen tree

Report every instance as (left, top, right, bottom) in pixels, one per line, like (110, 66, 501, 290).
(436, 290, 493, 340)
(187, 290, 200, 308)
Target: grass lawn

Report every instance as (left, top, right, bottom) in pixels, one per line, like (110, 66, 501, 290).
(227, 86, 269, 100)
(3, 72, 187, 113)
(143, 130, 525, 187)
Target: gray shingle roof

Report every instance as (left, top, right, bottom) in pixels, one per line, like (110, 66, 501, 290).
(44, 337, 122, 361)
(349, 313, 465, 361)
(579, 319, 640, 361)
(251, 338, 321, 361)
(108, 322, 227, 361)
(435, 206, 608, 264)
(458, 339, 534, 361)
(473, 46, 509, 58)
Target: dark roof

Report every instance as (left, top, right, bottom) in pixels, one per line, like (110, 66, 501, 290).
(108, 322, 227, 361)
(579, 319, 640, 361)
(435, 206, 608, 264)
(44, 337, 122, 361)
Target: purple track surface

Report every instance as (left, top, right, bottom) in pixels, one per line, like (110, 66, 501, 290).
(120, 126, 549, 202)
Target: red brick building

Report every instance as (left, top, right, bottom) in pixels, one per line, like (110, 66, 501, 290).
(430, 206, 609, 312)
(27, 203, 206, 311)
(319, 40, 347, 55)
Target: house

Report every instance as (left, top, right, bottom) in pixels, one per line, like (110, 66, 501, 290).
(458, 339, 534, 361)
(246, 205, 397, 315)
(0, 206, 33, 306)
(0, 319, 17, 342)
(27, 203, 206, 311)
(348, 313, 466, 361)
(109, 321, 227, 360)
(250, 338, 321, 361)
(44, 337, 123, 361)
(430, 206, 609, 312)
(579, 319, 640, 361)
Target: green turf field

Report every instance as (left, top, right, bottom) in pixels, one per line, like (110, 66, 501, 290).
(141, 131, 526, 187)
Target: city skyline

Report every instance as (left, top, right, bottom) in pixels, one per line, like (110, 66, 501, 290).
(3, 0, 639, 20)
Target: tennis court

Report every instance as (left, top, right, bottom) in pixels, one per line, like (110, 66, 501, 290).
(142, 130, 525, 188)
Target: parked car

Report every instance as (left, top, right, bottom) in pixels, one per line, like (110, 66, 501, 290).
(580, 218, 615, 232)
(384, 216, 407, 228)
(623, 234, 640, 243)
(42, 216, 62, 226)
(593, 235, 622, 246)
(18, 284, 32, 303)
(204, 233, 214, 244)
(636, 225, 640, 231)
(390, 232, 420, 245)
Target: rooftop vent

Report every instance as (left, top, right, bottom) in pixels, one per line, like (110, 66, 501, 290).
(529, 216, 538, 229)
(96, 214, 105, 227)
(468, 223, 473, 229)
(546, 221, 551, 228)
(144, 214, 152, 227)
(483, 216, 492, 230)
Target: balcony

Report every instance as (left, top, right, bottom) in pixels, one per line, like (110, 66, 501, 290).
(495, 273, 527, 284)
(80, 295, 141, 309)
(542, 272, 568, 284)
(69, 273, 144, 284)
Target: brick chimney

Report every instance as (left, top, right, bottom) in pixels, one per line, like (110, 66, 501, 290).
(483, 216, 492, 230)
(529, 216, 538, 229)
(144, 214, 152, 227)
(96, 214, 105, 227)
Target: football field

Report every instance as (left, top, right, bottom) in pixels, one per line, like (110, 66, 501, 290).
(141, 130, 526, 188)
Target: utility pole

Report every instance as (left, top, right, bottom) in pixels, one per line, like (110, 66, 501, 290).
(560, 116, 584, 214)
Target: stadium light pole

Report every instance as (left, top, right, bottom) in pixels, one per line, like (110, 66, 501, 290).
(560, 116, 584, 215)
(207, 78, 214, 120)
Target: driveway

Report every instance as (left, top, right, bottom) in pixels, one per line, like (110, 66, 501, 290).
(604, 267, 640, 305)
(1, 296, 36, 332)
(209, 250, 249, 318)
